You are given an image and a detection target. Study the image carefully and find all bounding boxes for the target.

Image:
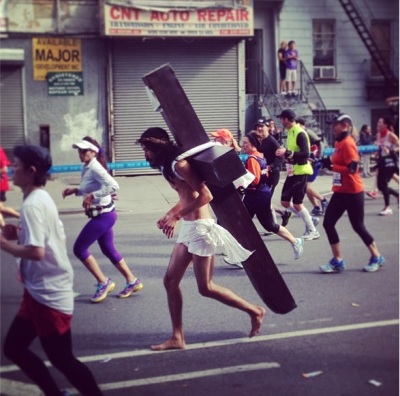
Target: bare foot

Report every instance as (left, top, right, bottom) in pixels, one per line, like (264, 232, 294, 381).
(249, 306, 266, 338)
(150, 339, 186, 351)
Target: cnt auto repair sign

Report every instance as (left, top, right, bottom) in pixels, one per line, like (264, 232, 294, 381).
(102, 2, 254, 37)
(32, 38, 82, 81)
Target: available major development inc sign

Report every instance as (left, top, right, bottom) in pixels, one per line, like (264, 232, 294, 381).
(32, 37, 82, 81)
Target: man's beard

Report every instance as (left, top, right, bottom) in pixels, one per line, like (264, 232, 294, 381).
(146, 156, 161, 170)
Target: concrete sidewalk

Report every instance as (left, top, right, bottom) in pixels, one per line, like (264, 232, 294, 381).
(6, 171, 378, 216)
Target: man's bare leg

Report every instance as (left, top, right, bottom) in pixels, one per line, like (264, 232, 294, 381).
(151, 244, 192, 351)
(193, 255, 266, 338)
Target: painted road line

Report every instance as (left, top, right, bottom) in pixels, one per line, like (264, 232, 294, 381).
(0, 362, 280, 395)
(0, 378, 42, 396)
(1, 319, 398, 374)
(76, 362, 279, 394)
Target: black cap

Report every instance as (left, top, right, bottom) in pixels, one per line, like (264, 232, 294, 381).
(327, 113, 352, 125)
(13, 145, 52, 172)
(254, 116, 269, 127)
(278, 109, 296, 120)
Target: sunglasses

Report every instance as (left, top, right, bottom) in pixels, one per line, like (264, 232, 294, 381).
(78, 149, 89, 154)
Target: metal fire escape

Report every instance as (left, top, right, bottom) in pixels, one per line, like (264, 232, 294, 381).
(339, 0, 398, 88)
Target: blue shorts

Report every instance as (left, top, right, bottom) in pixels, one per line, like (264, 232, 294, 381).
(308, 167, 320, 183)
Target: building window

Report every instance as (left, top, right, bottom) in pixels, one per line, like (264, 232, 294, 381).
(370, 20, 391, 77)
(312, 20, 336, 80)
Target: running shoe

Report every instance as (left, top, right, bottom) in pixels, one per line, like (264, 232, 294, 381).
(312, 216, 320, 227)
(363, 255, 385, 272)
(281, 210, 292, 227)
(292, 238, 304, 260)
(320, 257, 346, 273)
(366, 191, 378, 199)
(91, 278, 116, 303)
(303, 229, 320, 240)
(321, 199, 329, 214)
(117, 279, 144, 298)
(223, 256, 244, 269)
(379, 208, 393, 216)
(310, 206, 322, 216)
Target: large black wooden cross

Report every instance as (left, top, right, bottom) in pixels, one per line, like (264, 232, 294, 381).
(142, 64, 296, 315)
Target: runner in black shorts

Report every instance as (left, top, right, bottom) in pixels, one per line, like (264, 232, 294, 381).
(275, 109, 320, 240)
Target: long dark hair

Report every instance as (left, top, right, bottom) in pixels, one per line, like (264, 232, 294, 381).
(82, 136, 108, 170)
(137, 127, 184, 184)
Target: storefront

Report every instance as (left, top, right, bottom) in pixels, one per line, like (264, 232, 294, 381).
(0, 49, 25, 159)
(103, 1, 253, 175)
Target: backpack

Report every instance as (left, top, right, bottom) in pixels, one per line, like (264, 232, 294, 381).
(246, 155, 270, 193)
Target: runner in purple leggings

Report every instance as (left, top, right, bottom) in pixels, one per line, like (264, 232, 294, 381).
(63, 136, 143, 303)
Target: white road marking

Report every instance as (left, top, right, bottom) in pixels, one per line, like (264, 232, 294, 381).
(1, 319, 398, 373)
(0, 362, 280, 395)
(85, 362, 279, 393)
(0, 378, 42, 396)
(1, 319, 398, 395)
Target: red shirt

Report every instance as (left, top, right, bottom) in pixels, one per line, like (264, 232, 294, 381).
(0, 147, 10, 193)
(331, 135, 364, 194)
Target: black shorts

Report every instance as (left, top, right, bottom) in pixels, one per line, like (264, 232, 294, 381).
(281, 174, 309, 204)
(279, 64, 287, 81)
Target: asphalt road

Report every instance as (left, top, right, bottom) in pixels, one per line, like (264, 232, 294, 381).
(0, 193, 399, 396)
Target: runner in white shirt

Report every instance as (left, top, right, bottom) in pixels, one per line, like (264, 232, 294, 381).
(0, 145, 103, 396)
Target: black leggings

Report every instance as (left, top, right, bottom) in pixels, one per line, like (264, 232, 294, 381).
(267, 169, 280, 198)
(377, 167, 399, 207)
(243, 189, 280, 233)
(3, 316, 103, 396)
(323, 191, 373, 246)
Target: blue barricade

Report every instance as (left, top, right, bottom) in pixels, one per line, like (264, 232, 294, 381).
(6, 145, 379, 175)
(49, 161, 151, 173)
(322, 144, 378, 157)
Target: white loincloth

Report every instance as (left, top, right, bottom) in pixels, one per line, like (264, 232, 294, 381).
(176, 219, 253, 262)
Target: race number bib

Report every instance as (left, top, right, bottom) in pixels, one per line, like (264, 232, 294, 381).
(286, 164, 294, 177)
(332, 172, 342, 187)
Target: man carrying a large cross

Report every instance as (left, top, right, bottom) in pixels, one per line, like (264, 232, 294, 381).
(137, 127, 266, 351)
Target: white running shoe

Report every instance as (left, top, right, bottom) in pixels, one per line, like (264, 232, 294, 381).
(379, 208, 393, 216)
(303, 229, 320, 240)
(292, 238, 304, 260)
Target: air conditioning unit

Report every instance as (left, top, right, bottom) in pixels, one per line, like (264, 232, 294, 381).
(313, 66, 336, 79)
